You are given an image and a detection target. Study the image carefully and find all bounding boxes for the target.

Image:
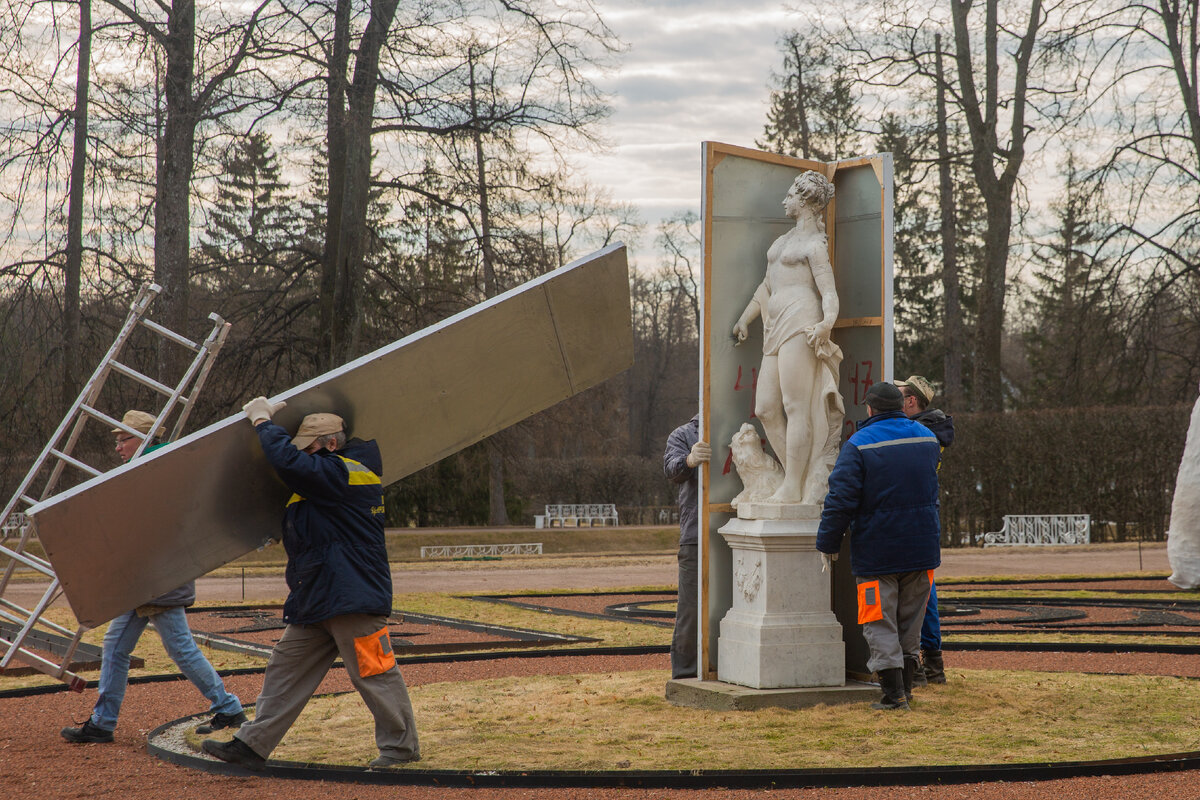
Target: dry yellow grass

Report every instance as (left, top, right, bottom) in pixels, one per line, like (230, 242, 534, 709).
(256, 668, 1200, 770)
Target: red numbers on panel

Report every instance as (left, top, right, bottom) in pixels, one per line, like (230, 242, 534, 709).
(846, 360, 874, 405)
(733, 365, 758, 419)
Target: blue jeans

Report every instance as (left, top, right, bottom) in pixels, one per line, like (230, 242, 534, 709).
(920, 578, 941, 651)
(90, 607, 242, 732)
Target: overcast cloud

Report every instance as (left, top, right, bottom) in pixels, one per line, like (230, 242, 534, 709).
(579, 1, 795, 225)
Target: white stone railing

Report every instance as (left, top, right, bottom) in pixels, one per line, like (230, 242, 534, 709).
(534, 503, 618, 528)
(982, 514, 1091, 547)
(419, 542, 543, 558)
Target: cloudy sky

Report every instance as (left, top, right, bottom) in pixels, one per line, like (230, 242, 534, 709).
(577, 0, 797, 226)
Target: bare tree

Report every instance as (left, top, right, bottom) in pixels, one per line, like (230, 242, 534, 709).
(97, 0, 276, 376)
(62, 0, 91, 411)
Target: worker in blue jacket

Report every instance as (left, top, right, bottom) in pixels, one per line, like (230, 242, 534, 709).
(816, 382, 941, 711)
(203, 401, 420, 770)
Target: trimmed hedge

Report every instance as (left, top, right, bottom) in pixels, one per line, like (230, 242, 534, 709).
(940, 405, 1192, 545)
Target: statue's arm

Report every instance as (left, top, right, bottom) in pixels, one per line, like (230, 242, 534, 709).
(732, 283, 765, 343)
(813, 255, 839, 329)
(805, 256, 839, 350)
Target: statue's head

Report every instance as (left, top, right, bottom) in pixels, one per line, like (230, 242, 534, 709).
(784, 171, 835, 217)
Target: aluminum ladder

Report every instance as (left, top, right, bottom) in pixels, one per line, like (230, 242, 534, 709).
(0, 284, 230, 688)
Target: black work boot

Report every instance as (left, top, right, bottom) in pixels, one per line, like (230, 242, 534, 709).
(61, 720, 114, 744)
(203, 737, 266, 770)
(196, 710, 247, 735)
(870, 667, 910, 711)
(911, 653, 928, 688)
(922, 648, 946, 684)
(902, 655, 919, 702)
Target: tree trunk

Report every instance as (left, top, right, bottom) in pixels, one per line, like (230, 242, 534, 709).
(154, 0, 198, 381)
(63, 0, 90, 413)
(935, 32, 964, 410)
(972, 201, 1012, 412)
(326, 0, 398, 366)
(469, 50, 507, 524)
(319, 0, 351, 371)
(951, 0, 1039, 412)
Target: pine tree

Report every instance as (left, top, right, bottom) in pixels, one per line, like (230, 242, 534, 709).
(201, 132, 296, 271)
(759, 31, 862, 161)
(1021, 159, 1124, 408)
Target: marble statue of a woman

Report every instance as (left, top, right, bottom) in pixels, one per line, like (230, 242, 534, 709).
(732, 170, 844, 506)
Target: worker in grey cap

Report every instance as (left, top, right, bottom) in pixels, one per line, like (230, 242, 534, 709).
(62, 411, 244, 744)
(895, 375, 954, 685)
(203, 399, 419, 770)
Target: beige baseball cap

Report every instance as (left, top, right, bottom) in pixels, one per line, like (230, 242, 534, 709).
(291, 413, 344, 449)
(112, 410, 158, 436)
(894, 375, 935, 405)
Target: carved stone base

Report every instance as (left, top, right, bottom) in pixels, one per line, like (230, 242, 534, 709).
(716, 515, 846, 690)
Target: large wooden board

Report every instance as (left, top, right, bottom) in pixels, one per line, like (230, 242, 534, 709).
(30, 244, 632, 627)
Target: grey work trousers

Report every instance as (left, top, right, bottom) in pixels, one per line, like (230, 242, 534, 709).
(670, 543, 698, 679)
(235, 613, 419, 761)
(857, 570, 931, 674)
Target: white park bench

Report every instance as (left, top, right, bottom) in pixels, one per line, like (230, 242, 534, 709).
(982, 514, 1090, 547)
(534, 503, 619, 528)
(420, 543, 543, 558)
(0, 512, 28, 541)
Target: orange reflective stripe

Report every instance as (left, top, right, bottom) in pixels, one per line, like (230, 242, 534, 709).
(857, 580, 883, 625)
(353, 625, 396, 678)
(928, 569, 935, 584)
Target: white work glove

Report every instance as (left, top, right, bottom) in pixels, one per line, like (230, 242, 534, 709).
(242, 396, 286, 425)
(686, 440, 712, 468)
(820, 552, 838, 573)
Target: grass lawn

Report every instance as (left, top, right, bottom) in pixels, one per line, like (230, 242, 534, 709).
(192, 668, 1200, 771)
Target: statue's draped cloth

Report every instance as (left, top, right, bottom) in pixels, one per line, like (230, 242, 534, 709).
(753, 281, 846, 462)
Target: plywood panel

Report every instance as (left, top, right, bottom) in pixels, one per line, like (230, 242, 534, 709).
(30, 244, 632, 627)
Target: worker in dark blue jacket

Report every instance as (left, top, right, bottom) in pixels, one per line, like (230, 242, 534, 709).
(816, 382, 941, 711)
(204, 400, 419, 770)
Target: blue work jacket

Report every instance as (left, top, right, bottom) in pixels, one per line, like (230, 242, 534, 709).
(815, 411, 942, 577)
(256, 421, 392, 624)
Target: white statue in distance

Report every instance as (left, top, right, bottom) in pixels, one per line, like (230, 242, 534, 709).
(732, 170, 845, 506)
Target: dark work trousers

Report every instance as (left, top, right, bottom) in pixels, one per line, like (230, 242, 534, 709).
(858, 570, 931, 674)
(670, 543, 698, 679)
(235, 613, 419, 761)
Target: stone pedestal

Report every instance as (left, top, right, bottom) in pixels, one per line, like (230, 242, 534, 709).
(716, 505, 845, 689)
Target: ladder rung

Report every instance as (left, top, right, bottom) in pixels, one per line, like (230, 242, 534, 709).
(78, 405, 126, 433)
(0, 545, 53, 576)
(138, 318, 200, 352)
(0, 634, 86, 689)
(47, 449, 101, 478)
(105, 361, 175, 396)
